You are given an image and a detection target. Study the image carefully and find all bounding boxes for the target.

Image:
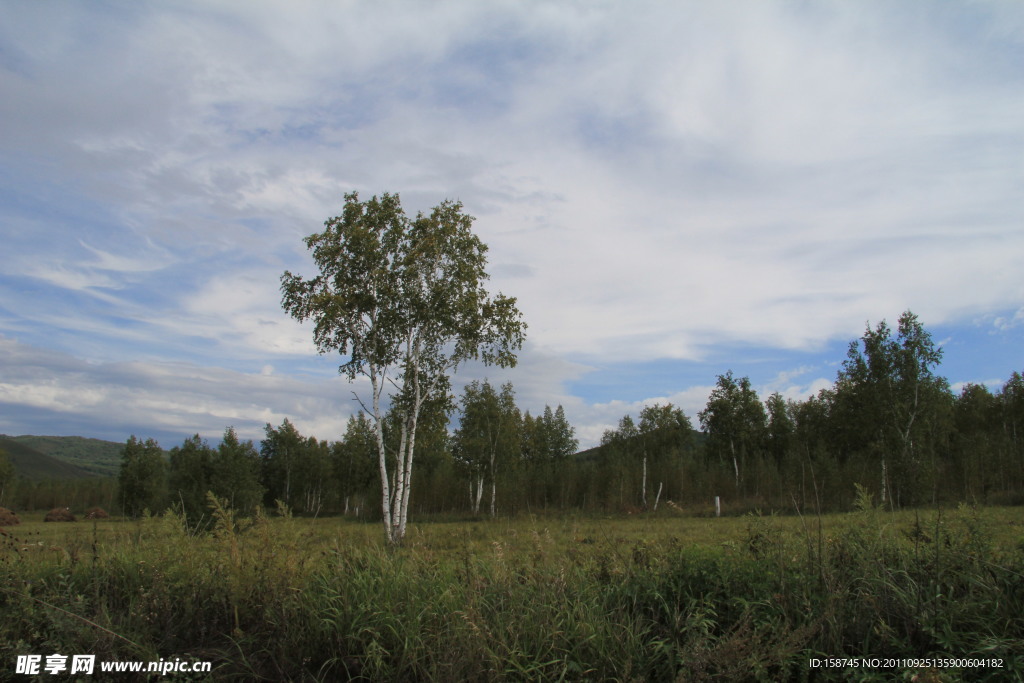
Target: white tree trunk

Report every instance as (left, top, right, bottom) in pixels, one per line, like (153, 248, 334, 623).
(490, 477, 497, 518)
(641, 454, 648, 510)
(731, 438, 740, 490)
(397, 412, 418, 543)
(371, 370, 395, 543)
(881, 457, 888, 504)
(472, 473, 484, 514)
(389, 422, 409, 545)
(489, 449, 497, 518)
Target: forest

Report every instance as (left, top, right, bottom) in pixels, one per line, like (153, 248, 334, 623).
(5, 310, 1020, 523)
(117, 310, 1024, 522)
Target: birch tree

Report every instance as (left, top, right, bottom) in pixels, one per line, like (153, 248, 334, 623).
(281, 192, 525, 545)
(332, 413, 378, 515)
(699, 371, 766, 493)
(836, 311, 949, 506)
(260, 418, 304, 509)
(452, 381, 490, 514)
(998, 371, 1024, 492)
(952, 383, 1000, 499)
(637, 403, 691, 510)
(454, 380, 521, 517)
(603, 414, 638, 508)
(764, 392, 794, 468)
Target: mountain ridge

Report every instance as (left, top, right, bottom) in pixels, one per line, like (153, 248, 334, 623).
(0, 434, 123, 479)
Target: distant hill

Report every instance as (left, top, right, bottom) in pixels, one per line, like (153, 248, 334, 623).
(0, 436, 98, 480)
(5, 435, 125, 477)
(575, 429, 707, 462)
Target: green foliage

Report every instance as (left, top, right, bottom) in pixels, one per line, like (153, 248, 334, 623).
(699, 371, 768, 495)
(453, 380, 521, 516)
(331, 414, 378, 516)
(260, 418, 330, 514)
(516, 405, 579, 509)
(16, 311, 1024, 525)
(598, 403, 694, 511)
(764, 392, 793, 468)
(168, 429, 264, 526)
(545, 405, 579, 460)
(117, 436, 166, 519)
(211, 428, 264, 516)
(168, 434, 213, 526)
(281, 191, 526, 545)
(521, 405, 577, 464)
(852, 482, 876, 513)
(835, 311, 951, 507)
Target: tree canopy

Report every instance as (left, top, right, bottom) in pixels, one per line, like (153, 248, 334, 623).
(117, 436, 166, 518)
(281, 192, 525, 544)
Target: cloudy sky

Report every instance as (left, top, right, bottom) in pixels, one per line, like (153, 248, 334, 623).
(1, 1, 1022, 450)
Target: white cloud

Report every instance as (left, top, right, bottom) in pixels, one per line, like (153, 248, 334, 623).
(565, 368, 836, 450)
(0, 335, 358, 444)
(78, 240, 173, 275)
(950, 379, 1005, 395)
(991, 307, 1024, 332)
(2, 2, 1022, 446)
(760, 367, 835, 406)
(563, 384, 719, 450)
(176, 271, 315, 356)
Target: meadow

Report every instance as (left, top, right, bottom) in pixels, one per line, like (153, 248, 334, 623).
(2, 500, 1023, 681)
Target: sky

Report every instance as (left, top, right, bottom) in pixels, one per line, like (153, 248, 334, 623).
(1, 1, 1022, 450)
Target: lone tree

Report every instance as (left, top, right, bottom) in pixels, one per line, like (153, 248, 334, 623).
(281, 192, 525, 545)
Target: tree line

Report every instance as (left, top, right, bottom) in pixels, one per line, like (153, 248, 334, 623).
(13, 188, 1022, 537)
(113, 394, 578, 524)
(595, 310, 1024, 513)
(112, 310, 1024, 521)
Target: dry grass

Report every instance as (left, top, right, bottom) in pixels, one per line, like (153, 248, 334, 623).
(2, 505, 1021, 681)
(0, 507, 20, 526)
(43, 507, 77, 522)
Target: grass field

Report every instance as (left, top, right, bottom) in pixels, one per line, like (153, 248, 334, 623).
(3, 502, 1023, 681)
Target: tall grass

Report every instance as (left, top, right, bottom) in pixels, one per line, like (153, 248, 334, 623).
(1, 505, 1022, 681)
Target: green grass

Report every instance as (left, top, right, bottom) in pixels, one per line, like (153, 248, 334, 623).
(2, 505, 1023, 681)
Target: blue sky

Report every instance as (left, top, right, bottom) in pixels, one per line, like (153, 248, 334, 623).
(1, 1, 1022, 449)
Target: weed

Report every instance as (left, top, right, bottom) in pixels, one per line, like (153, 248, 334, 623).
(1, 507, 1021, 680)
